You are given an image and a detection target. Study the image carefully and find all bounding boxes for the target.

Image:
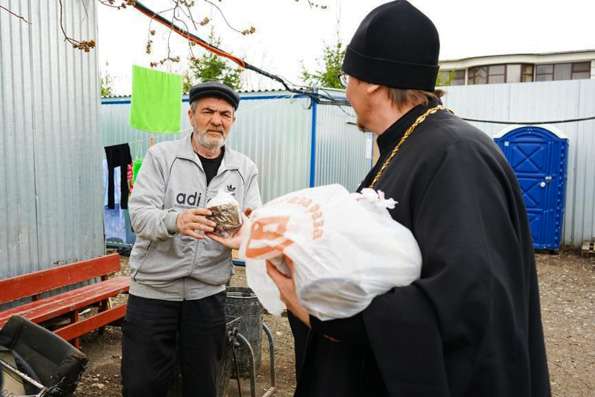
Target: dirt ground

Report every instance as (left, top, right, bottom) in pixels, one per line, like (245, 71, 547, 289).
(75, 252, 594, 397)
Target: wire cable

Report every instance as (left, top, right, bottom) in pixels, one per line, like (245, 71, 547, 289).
(460, 115, 595, 125)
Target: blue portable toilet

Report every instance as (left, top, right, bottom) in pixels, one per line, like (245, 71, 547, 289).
(494, 126, 568, 250)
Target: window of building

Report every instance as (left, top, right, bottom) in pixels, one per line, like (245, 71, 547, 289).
(535, 64, 553, 81)
(505, 64, 535, 83)
(488, 65, 505, 83)
(451, 69, 466, 85)
(437, 69, 465, 86)
(469, 64, 514, 85)
(468, 66, 488, 85)
(572, 62, 591, 80)
(535, 62, 591, 81)
(469, 64, 535, 84)
(554, 63, 572, 80)
(521, 64, 534, 82)
(506, 64, 521, 83)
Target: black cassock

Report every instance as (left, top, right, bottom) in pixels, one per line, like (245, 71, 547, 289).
(292, 99, 551, 397)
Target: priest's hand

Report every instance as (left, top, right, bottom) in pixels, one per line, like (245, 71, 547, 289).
(206, 228, 242, 249)
(266, 257, 311, 328)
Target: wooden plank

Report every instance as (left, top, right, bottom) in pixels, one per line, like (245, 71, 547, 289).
(55, 304, 127, 341)
(0, 254, 121, 304)
(0, 277, 129, 325)
(71, 310, 81, 349)
(0, 276, 129, 326)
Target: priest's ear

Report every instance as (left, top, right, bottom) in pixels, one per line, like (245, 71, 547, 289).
(365, 83, 382, 95)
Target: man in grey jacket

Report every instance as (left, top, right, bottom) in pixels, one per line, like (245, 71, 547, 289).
(122, 82, 262, 397)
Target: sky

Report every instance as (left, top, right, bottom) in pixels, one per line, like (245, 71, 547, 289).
(97, 0, 595, 94)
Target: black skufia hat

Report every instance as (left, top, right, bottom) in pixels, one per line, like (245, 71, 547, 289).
(189, 81, 240, 109)
(342, 0, 440, 92)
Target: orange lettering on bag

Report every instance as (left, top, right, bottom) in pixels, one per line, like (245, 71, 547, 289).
(245, 216, 294, 258)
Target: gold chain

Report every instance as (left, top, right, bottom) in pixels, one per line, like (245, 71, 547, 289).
(368, 105, 446, 189)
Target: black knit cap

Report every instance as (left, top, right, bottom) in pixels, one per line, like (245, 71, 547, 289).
(342, 0, 440, 92)
(189, 81, 240, 110)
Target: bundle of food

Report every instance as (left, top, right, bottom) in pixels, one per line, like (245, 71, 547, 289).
(207, 190, 242, 238)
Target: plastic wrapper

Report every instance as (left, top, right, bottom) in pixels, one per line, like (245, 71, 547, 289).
(207, 190, 242, 238)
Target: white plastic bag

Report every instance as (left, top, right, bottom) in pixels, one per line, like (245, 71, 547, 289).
(239, 184, 422, 321)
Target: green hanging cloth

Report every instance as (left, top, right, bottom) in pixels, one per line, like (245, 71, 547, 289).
(132, 159, 143, 183)
(129, 65, 183, 133)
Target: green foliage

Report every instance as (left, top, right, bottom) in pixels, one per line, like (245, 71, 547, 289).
(302, 40, 345, 89)
(100, 63, 113, 97)
(436, 70, 455, 87)
(185, 30, 243, 91)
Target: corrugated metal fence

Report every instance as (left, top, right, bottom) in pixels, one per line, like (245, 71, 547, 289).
(442, 79, 595, 246)
(0, 0, 103, 278)
(315, 102, 373, 190)
(101, 92, 371, 203)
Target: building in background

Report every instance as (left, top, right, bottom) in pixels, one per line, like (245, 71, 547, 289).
(438, 50, 595, 86)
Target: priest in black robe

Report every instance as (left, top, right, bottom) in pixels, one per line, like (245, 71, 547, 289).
(266, 1, 551, 396)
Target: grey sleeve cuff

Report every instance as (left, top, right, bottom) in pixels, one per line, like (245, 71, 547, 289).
(165, 210, 179, 235)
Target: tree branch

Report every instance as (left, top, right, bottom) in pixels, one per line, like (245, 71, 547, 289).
(0, 4, 30, 24)
(58, 0, 96, 51)
(164, 2, 179, 64)
(97, 1, 123, 9)
(304, 0, 328, 10)
(97, 0, 135, 9)
(132, 1, 334, 105)
(179, 3, 199, 31)
(171, 6, 199, 59)
(202, 0, 254, 35)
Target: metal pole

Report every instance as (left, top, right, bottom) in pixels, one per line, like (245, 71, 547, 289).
(262, 323, 276, 387)
(0, 358, 48, 396)
(309, 98, 318, 188)
(236, 333, 256, 397)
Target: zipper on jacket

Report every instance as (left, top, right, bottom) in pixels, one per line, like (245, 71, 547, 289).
(190, 160, 208, 271)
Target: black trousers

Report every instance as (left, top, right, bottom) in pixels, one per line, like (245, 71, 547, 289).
(121, 293, 226, 397)
(288, 312, 308, 381)
(105, 143, 132, 209)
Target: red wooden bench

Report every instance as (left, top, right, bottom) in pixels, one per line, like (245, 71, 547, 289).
(0, 253, 129, 347)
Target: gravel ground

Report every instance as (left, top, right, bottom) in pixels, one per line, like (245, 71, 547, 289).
(75, 252, 594, 396)
(536, 251, 595, 396)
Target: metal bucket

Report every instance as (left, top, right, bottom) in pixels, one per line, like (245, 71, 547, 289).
(225, 287, 264, 377)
